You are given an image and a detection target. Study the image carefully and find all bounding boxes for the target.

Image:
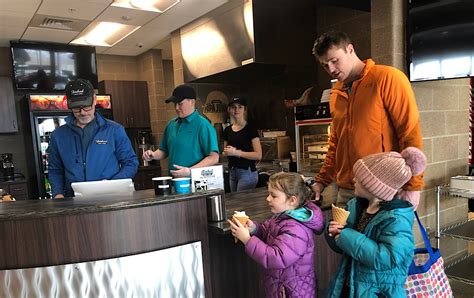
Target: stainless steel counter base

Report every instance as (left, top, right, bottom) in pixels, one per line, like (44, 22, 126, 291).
(0, 242, 205, 297)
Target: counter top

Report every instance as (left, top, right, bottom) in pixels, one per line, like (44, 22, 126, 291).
(0, 189, 223, 221)
(208, 186, 334, 234)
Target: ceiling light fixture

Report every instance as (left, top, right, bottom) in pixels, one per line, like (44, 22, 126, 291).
(71, 21, 141, 47)
(111, 0, 180, 13)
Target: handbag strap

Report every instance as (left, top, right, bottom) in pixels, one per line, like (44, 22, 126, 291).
(414, 211, 435, 256)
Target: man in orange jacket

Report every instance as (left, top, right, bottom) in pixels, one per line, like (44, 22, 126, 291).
(310, 31, 424, 209)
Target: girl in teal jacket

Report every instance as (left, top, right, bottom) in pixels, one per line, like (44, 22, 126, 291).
(326, 147, 427, 297)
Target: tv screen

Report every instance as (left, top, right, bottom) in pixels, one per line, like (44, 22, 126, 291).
(10, 41, 98, 91)
(407, 0, 474, 82)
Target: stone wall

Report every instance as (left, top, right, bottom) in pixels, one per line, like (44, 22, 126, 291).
(371, 0, 469, 251)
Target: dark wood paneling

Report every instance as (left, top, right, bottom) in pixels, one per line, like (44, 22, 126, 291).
(0, 197, 213, 297)
(209, 232, 264, 297)
(98, 80, 150, 128)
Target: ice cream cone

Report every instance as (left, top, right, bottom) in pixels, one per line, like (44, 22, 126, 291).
(233, 215, 249, 226)
(331, 204, 350, 225)
(232, 211, 249, 243)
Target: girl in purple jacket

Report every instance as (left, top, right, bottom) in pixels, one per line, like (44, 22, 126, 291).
(229, 172, 325, 297)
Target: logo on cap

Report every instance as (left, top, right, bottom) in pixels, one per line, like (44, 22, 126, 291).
(71, 89, 85, 96)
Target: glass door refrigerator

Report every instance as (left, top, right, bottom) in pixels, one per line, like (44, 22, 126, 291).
(294, 103, 331, 176)
(28, 94, 112, 199)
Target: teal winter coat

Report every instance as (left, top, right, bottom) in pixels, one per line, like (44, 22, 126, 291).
(325, 197, 414, 297)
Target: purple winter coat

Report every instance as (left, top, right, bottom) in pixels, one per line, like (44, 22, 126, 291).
(245, 201, 324, 297)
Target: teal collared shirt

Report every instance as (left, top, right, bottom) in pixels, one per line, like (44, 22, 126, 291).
(159, 110, 219, 171)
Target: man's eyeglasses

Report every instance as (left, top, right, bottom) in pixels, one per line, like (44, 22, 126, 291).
(71, 105, 93, 113)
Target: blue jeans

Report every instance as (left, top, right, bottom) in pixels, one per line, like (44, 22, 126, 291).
(229, 167, 258, 192)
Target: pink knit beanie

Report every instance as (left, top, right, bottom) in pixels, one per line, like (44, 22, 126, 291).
(353, 147, 427, 201)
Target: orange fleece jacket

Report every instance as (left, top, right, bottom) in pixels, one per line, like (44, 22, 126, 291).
(316, 59, 424, 191)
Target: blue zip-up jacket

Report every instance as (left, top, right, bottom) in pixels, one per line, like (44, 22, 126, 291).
(325, 197, 414, 297)
(47, 112, 138, 197)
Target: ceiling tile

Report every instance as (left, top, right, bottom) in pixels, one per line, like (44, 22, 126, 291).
(22, 27, 79, 43)
(0, 26, 27, 46)
(166, 0, 228, 18)
(0, 0, 41, 13)
(0, 10, 35, 27)
(106, 28, 168, 55)
(144, 12, 195, 31)
(38, 0, 113, 21)
(101, 45, 146, 56)
(0, 0, 230, 56)
(96, 5, 158, 26)
(117, 27, 168, 44)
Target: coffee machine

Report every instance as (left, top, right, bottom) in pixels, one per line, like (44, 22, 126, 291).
(138, 130, 153, 166)
(126, 129, 153, 167)
(1, 153, 14, 180)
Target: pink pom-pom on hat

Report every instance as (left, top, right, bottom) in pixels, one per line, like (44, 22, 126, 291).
(353, 147, 427, 201)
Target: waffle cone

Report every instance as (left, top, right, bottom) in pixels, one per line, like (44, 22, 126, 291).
(232, 214, 249, 243)
(233, 215, 249, 226)
(332, 204, 350, 225)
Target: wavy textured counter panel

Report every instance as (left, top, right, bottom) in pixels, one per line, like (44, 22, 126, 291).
(0, 242, 205, 297)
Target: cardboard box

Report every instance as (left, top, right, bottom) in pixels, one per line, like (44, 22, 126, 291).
(261, 136, 292, 160)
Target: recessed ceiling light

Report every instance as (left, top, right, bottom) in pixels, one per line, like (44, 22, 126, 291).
(111, 0, 180, 13)
(71, 21, 141, 47)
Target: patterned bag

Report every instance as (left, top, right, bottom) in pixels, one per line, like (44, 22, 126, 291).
(404, 212, 453, 297)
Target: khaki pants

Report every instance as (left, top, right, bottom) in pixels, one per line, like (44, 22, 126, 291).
(335, 187, 355, 208)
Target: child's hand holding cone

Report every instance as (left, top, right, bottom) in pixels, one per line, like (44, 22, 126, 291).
(328, 204, 350, 239)
(228, 211, 252, 244)
(331, 204, 350, 225)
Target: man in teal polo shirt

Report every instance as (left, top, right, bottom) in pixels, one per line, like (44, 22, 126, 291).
(143, 84, 219, 177)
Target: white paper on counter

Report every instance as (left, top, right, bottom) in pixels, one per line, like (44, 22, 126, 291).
(190, 165, 224, 192)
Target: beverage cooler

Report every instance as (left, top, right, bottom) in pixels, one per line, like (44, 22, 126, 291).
(294, 104, 331, 176)
(28, 94, 112, 199)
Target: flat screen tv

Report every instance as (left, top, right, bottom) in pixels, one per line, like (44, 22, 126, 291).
(10, 41, 98, 91)
(407, 0, 474, 82)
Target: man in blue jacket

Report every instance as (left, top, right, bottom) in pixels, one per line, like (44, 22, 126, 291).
(48, 79, 138, 198)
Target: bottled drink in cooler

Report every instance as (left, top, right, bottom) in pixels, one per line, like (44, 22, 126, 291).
(44, 177, 51, 198)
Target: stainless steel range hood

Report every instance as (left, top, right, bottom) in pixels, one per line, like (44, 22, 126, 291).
(180, 0, 317, 83)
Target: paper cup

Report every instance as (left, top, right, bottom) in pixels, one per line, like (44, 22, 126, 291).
(152, 176, 172, 196)
(172, 177, 191, 194)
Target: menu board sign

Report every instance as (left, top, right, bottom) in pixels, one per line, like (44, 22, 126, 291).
(96, 95, 112, 109)
(29, 95, 68, 110)
(29, 94, 111, 111)
(190, 165, 224, 192)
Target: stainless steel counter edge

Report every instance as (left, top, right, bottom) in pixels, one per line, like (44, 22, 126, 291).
(0, 189, 224, 221)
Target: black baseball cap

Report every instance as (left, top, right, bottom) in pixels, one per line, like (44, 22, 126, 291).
(65, 79, 94, 109)
(165, 84, 196, 103)
(229, 96, 247, 107)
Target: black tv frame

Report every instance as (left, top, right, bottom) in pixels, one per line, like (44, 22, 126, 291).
(10, 40, 98, 91)
(406, 0, 474, 82)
